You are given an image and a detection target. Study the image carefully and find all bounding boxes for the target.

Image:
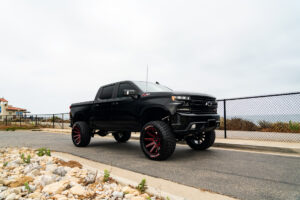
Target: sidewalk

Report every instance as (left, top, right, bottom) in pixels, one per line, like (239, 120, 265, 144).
(39, 128, 300, 155)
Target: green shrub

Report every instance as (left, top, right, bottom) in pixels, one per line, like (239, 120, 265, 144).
(289, 121, 300, 132)
(136, 178, 147, 193)
(103, 169, 110, 182)
(3, 162, 8, 167)
(36, 148, 51, 157)
(24, 182, 32, 193)
(20, 154, 31, 164)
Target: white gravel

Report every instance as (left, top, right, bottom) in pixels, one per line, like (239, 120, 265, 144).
(0, 147, 157, 200)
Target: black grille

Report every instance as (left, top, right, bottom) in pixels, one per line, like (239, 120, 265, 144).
(190, 96, 217, 114)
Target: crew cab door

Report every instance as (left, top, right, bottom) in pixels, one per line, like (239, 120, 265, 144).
(110, 82, 140, 130)
(91, 84, 116, 129)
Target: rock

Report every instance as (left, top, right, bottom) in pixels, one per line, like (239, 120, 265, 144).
(53, 167, 67, 177)
(0, 186, 7, 193)
(112, 191, 124, 198)
(28, 191, 42, 199)
(5, 193, 16, 200)
(9, 176, 33, 187)
(141, 193, 150, 199)
(42, 180, 70, 195)
(29, 169, 40, 177)
(69, 184, 86, 196)
(53, 194, 68, 200)
(45, 164, 57, 172)
(84, 171, 97, 184)
(122, 186, 137, 194)
(40, 175, 55, 186)
(132, 197, 146, 200)
(24, 163, 40, 174)
(10, 187, 21, 194)
(124, 194, 135, 199)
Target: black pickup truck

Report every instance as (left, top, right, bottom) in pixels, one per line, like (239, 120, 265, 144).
(70, 81, 220, 160)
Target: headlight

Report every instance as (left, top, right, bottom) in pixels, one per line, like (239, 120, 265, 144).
(171, 96, 190, 101)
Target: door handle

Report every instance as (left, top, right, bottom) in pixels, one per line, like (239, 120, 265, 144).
(112, 102, 119, 105)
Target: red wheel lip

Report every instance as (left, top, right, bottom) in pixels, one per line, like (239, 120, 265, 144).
(72, 125, 81, 145)
(143, 125, 161, 158)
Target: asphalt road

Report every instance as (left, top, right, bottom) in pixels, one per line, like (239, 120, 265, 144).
(0, 131, 299, 200)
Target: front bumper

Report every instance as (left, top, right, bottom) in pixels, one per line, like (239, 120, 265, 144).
(171, 113, 220, 135)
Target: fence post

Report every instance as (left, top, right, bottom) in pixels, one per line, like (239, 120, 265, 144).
(52, 114, 55, 128)
(35, 115, 37, 126)
(5, 115, 8, 126)
(19, 115, 21, 126)
(62, 114, 64, 129)
(223, 100, 227, 139)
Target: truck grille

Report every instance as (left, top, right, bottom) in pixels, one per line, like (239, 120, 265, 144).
(190, 96, 217, 114)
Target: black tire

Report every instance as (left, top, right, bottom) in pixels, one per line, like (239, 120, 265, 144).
(186, 130, 215, 150)
(112, 131, 131, 143)
(72, 121, 91, 147)
(140, 121, 176, 161)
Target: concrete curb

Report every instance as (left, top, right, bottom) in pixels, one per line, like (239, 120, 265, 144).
(213, 143, 300, 154)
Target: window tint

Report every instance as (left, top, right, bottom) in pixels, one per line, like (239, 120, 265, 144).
(100, 85, 114, 99)
(118, 83, 135, 97)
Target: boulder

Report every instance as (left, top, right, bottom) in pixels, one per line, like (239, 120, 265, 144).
(53, 167, 67, 177)
(69, 184, 87, 196)
(42, 180, 70, 195)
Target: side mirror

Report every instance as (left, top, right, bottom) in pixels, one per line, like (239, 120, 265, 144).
(123, 89, 137, 96)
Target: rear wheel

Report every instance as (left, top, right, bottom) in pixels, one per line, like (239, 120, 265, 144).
(72, 121, 91, 147)
(185, 130, 215, 150)
(112, 131, 131, 143)
(140, 121, 176, 161)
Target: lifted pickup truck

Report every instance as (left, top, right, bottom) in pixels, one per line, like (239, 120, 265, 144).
(70, 81, 220, 160)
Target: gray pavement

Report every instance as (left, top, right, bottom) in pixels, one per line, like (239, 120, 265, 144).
(0, 131, 300, 200)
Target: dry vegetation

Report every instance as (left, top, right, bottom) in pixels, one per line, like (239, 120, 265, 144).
(219, 118, 300, 133)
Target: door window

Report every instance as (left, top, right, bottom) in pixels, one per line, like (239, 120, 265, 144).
(118, 83, 135, 97)
(100, 85, 114, 99)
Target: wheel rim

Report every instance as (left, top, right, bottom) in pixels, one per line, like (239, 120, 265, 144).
(72, 125, 81, 145)
(192, 132, 205, 144)
(143, 125, 161, 158)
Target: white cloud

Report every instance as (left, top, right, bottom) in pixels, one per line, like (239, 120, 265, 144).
(0, 0, 299, 113)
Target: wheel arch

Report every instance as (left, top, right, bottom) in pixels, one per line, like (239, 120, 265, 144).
(140, 106, 171, 126)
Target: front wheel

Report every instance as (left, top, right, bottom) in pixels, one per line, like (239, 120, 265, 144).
(185, 130, 215, 150)
(112, 131, 131, 143)
(140, 121, 176, 161)
(72, 121, 91, 147)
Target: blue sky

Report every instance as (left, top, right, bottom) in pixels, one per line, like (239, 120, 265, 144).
(0, 0, 299, 113)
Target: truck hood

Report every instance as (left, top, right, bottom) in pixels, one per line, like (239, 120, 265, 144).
(172, 91, 216, 99)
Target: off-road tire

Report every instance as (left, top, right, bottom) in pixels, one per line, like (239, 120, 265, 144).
(186, 130, 215, 150)
(112, 131, 131, 143)
(72, 121, 91, 147)
(140, 121, 176, 161)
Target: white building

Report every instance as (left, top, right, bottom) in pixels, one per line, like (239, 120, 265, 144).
(0, 98, 27, 121)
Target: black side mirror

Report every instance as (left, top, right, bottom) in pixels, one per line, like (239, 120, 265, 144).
(123, 89, 137, 96)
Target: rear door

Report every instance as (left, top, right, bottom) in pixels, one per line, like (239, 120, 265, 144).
(110, 82, 140, 130)
(91, 84, 116, 129)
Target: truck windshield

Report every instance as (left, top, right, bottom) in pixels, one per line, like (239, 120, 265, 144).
(133, 81, 173, 92)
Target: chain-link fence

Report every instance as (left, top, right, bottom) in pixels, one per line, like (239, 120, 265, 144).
(217, 92, 300, 142)
(1, 92, 300, 142)
(0, 113, 70, 129)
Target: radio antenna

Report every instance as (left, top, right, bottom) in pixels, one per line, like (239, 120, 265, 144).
(146, 65, 149, 92)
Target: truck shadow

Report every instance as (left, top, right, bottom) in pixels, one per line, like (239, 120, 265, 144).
(87, 139, 218, 162)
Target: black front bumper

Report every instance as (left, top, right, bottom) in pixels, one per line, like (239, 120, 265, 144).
(171, 113, 220, 135)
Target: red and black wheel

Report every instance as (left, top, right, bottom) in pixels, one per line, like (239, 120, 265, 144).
(72, 121, 91, 147)
(185, 130, 215, 150)
(140, 121, 176, 161)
